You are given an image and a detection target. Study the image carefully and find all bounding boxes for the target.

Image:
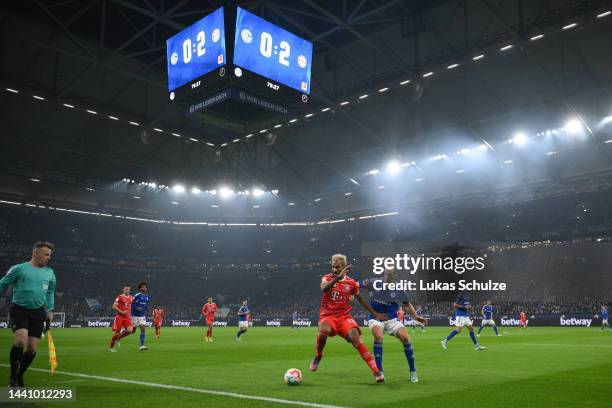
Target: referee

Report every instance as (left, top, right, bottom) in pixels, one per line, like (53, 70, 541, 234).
(0, 241, 56, 387)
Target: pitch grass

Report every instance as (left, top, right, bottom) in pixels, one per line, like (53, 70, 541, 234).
(1, 326, 611, 407)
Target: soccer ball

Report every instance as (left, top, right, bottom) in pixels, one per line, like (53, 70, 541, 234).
(283, 368, 302, 386)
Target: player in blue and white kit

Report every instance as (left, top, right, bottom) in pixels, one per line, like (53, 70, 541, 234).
(477, 300, 501, 337)
(236, 300, 250, 340)
(441, 293, 485, 351)
(600, 305, 609, 331)
(358, 267, 428, 382)
(131, 281, 150, 351)
(292, 310, 299, 330)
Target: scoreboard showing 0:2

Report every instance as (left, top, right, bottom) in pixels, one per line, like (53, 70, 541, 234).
(234, 7, 313, 94)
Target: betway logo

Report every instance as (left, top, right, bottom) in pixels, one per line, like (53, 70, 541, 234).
(213, 321, 228, 327)
(87, 320, 111, 327)
(266, 81, 280, 91)
(266, 320, 281, 327)
(171, 321, 191, 327)
(501, 318, 521, 326)
(560, 317, 592, 327)
(292, 320, 312, 327)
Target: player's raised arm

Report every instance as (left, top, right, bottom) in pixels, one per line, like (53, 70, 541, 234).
(405, 302, 428, 325)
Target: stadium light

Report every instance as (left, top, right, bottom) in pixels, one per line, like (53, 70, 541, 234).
(86, 109, 97, 115)
(128, 121, 139, 126)
(378, 87, 389, 93)
(345, 192, 352, 196)
(63, 103, 75, 108)
(422, 71, 434, 78)
(597, 11, 611, 18)
(219, 187, 234, 199)
(400, 79, 411, 85)
(511, 132, 528, 145)
(314, 198, 321, 202)
(339, 101, 350, 106)
(500, 44, 513, 51)
(171, 201, 179, 205)
(321, 107, 331, 112)
(504, 160, 513, 164)
(562, 23, 577, 30)
(192, 187, 201, 194)
(564, 118, 583, 134)
(6, 88, 19, 93)
(366, 169, 380, 176)
(473, 54, 485, 61)
(288, 202, 295, 206)
(530, 34, 544, 41)
(385, 160, 402, 175)
(415, 177, 423, 182)
(349, 178, 360, 185)
(153, 128, 163, 132)
(447, 63, 459, 70)
(252, 188, 265, 197)
(108, 115, 119, 120)
(289, 119, 298, 123)
(32, 95, 45, 100)
(358, 94, 369, 99)
(172, 184, 186, 193)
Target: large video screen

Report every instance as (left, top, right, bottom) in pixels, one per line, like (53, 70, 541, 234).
(234, 7, 313, 94)
(166, 7, 226, 92)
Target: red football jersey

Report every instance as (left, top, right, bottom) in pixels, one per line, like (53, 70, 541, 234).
(153, 308, 164, 322)
(202, 303, 218, 318)
(520, 312, 527, 320)
(319, 274, 359, 317)
(114, 294, 133, 317)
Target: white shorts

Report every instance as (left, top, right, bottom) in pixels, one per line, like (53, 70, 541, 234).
(367, 318, 404, 336)
(481, 319, 496, 326)
(238, 320, 249, 329)
(132, 316, 147, 327)
(603, 319, 608, 325)
(454, 316, 473, 327)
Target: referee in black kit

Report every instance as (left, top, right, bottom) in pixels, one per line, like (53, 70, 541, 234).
(0, 242, 57, 387)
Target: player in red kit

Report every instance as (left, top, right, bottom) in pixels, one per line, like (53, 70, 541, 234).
(518, 310, 528, 331)
(202, 297, 218, 342)
(152, 306, 165, 339)
(309, 254, 388, 383)
(109, 285, 134, 352)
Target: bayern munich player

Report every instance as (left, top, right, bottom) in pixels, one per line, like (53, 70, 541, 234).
(152, 306, 165, 339)
(518, 310, 528, 331)
(109, 285, 133, 352)
(309, 254, 388, 383)
(202, 297, 218, 342)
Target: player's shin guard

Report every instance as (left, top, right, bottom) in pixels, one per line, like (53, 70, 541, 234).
(16, 352, 35, 380)
(445, 329, 459, 341)
(315, 331, 327, 358)
(373, 342, 383, 372)
(469, 331, 478, 346)
(354, 341, 379, 374)
(10, 345, 23, 381)
(404, 342, 416, 372)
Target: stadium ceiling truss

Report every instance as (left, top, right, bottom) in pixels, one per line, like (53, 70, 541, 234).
(1, 0, 612, 204)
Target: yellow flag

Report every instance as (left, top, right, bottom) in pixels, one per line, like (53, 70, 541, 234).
(48, 332, 58, 375)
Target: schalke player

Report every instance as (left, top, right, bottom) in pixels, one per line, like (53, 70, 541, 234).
(600, 305, 609, 331)
(441, 293, 485, 351)
(358, 267, 428, 382)
(131, 282, 150, 351)
(236, 300, 250, 340)
(477, 300, 501, 337)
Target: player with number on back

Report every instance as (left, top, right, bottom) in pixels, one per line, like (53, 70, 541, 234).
(109, 285, 133, 352)
(152, 305, 165, 339)
(131, 282, 150, 351)
(478, 300, 501, 337)
(202, 297, 218, 342)
(309, 254, 388, 383)
(441, 293, 485, 351)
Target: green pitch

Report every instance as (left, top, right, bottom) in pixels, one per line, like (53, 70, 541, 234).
(1, 327, 611, 407)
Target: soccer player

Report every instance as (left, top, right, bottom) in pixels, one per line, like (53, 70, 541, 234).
(600, 305, 609, 331)
(309, 254, 388, 383)
(0, 241, 56, 387)
(518, 309, 528, 331)
(202, 297, 218, 342)
(152, 306, 165, 339)
(292, 310, 299, 330)
(359, 267, 428, 382)
(236, 300, 250, 340)
(109, 285, 134, 352)
(411, 305, 426, 332)
(477, 300, 501, 337)
(441, 293, 485, 351)
(130, 282, 150, 350)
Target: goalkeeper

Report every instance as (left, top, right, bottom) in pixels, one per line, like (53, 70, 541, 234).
(0, 241, 57, 387)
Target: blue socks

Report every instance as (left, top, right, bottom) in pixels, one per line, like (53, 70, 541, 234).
(478, 326, 483, 334)
(140, 332, 145, 346)
(237, 330, 243, 337)
(404, 342, 416, 372)
(493, 325, 499, 335)
(446, 329, 459, 341)
(373, 342, 383, 371)
(469, 331, 478, 345)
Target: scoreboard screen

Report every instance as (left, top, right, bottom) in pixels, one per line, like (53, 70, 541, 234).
(166, 7, 226, 92)
(233, 7, 313, 95)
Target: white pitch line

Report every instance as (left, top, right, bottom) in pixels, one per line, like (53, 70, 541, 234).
(0, 365, 346, 408)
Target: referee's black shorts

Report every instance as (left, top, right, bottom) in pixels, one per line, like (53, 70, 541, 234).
(9, 304, 46, 338)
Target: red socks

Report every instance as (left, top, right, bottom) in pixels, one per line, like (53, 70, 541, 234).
(354, 341, 379, 374)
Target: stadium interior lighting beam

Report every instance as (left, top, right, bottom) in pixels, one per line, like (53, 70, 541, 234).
(252, 188, 265, 197)
(512, 132, 528, 145)
(385, 160, 402, 175)
(564, 118, 583, 134)
(172, 184, 186, 194)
